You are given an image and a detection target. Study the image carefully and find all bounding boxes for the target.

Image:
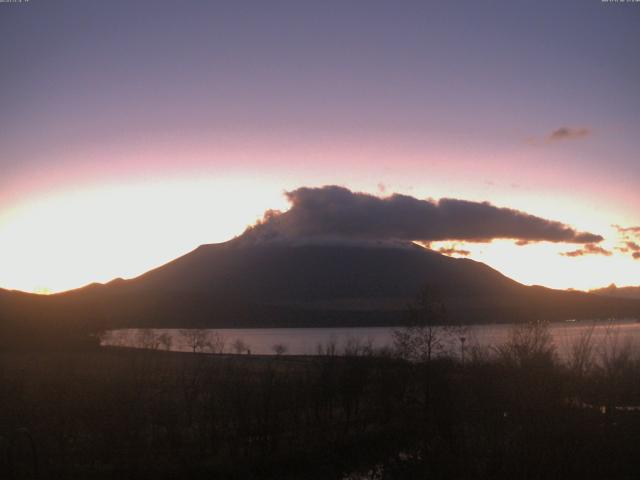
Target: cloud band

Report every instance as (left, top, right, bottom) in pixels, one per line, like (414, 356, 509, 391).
(245, 186, 602, 245)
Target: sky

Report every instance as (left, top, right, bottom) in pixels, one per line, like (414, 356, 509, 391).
(0, 0, 639, 293)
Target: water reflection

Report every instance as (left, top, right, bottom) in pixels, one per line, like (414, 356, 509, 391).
(101, 319, 640, 358)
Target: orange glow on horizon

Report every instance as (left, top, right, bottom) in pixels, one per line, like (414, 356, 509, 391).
(0, 178, 638, 294)
(431, 236, 640, 292)
(0, 178, 288, 293)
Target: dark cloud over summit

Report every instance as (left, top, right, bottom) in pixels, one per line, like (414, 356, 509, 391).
(244, 186, 603, 245)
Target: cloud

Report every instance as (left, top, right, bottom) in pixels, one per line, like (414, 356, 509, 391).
(614, 225, 640, 237)
(561, 243, 613, 258)
(548, 126, 591, 142)
(244, 186, 603, 245)
(437, 246, 471, 257)
(621, 241, 640, 260)
(626, 241, 640, 251)
(613, 225, 640, 260)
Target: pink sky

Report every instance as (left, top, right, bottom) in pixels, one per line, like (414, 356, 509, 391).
(1, 0, 638, 292)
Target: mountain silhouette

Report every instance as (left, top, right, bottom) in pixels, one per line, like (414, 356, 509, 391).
(591, 284, 640, 300)
(3, 238, 638, 340)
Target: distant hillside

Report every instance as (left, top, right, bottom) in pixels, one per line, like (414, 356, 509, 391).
(0, 287, 101, 350)
(110, 239, 640, 326)
(591, 284, 640, 300)
(3, 238, 639, 345)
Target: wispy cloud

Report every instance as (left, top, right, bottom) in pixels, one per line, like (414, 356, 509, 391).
(626, 241, 640, 251)
(526, 126, 592, 146)
(614, 225, 640, 236)
(548, 126, 591, 142)
(437, 246, 471, 257)
(561, 243, 613, 258)
(613, 225, 640, 261)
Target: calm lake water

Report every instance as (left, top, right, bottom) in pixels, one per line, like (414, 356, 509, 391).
(102, 318, 640, 359)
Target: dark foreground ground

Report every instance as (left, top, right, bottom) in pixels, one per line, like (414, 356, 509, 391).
(2, 344, 640, 480)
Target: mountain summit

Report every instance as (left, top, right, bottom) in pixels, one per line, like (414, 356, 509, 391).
(2, 234, 640, 346)
(3, 238, 631, 332)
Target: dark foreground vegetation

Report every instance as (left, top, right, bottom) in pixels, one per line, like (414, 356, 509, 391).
(2, 323, 640, 480)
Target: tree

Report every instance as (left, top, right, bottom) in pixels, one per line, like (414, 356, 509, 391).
(271, 343, 288, 356)
(135, 329, 161, 350)
(204, 332, 226, 354)
(343, 336, 374, 357)
(179, 329, 211, 353)
(232, 338, 249, 354)
(316, 337, 338, 356)
(158, 332, 173, 351)
(495, 320, 556, 368)
(567, 323, 596, 378)
(597, 321, 635, 413)
(393, 286, 447, 362)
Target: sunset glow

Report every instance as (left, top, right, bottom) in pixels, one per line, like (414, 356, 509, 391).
(4, 3, 640, 478)
(0, 179, 288, 293)
(1, 0, 638, 294)
(1, 177, 638, 293)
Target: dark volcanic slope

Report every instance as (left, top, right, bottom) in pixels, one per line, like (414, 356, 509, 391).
(130, 241, 522, 302)
(56, 241, 640, 327)
(3, 240, 640, 331)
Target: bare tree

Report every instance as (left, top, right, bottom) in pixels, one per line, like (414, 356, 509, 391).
(179, 329, 211, 353)
(204, 332, 226, 354)
(392, 286, 447, 362)
(343, 336, 374, 357)
(272, 343, 288, 356)
(598, 321, 634, 374)
(567, 324, 596, 377)
(316, 336, 338, 356)
(158, 332, 173, 351)
(495, 320, 556, 368)
(232, 338, 249, 354)
(135, 329, 161, 350)
(451, 325, 469, 365)
(597, 321, 636, 413)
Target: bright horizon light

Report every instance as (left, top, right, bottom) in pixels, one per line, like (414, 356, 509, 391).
(0, 178, 289, 293)
(430, 236, 639, 292)
(1, 178, 638, 294)
(2, 1, 638, 295)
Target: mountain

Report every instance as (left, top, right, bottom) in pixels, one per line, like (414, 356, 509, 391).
(591, 284, 640, 300)
(1, 237, 639, 350)
(0, 286, 103, 350)
(3, 238, 638, 343)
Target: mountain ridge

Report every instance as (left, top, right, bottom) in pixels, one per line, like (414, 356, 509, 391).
(43, 240, 640, 325)
(591, 284, 640, 300)
(2, 239, 639, 347)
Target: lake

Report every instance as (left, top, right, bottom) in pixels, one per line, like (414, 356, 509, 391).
(101, 318, 640, 359)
